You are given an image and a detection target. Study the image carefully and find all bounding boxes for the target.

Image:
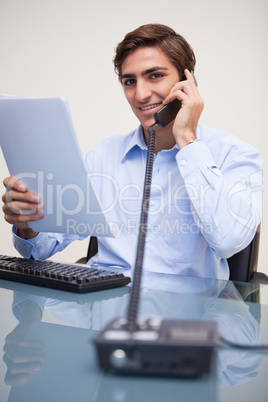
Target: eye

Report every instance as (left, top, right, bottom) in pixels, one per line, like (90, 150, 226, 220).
(150, 73, 163, 79)
(123, 78, 136, 87)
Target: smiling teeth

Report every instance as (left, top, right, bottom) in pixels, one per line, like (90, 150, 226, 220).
(140, 104, 160, 110)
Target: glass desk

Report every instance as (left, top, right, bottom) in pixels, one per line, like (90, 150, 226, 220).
(0, 267, 268, 402)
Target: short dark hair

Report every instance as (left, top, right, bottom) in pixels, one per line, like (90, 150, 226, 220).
(114, 23, 196, 82)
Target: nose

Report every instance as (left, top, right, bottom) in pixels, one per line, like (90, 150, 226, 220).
(135, 79, 152, 103)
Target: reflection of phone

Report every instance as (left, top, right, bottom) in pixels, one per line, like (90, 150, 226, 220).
(154, 70, 196, 128)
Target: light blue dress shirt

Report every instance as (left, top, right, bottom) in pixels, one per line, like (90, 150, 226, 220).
(13, 124, 263, 280)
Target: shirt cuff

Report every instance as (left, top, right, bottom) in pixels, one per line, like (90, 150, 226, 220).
(12, 292, 46, 321)
(12, 226, 47, 259)
(176, 140, 221, 177)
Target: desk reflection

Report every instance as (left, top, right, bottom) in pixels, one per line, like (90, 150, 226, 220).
(2, 273, 264, 402)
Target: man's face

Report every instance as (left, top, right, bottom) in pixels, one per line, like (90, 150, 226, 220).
(121, 46, 180, 130)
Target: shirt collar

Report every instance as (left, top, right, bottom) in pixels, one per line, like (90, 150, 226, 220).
(121, 125, 147, 162)
(121, 124, 180, 163)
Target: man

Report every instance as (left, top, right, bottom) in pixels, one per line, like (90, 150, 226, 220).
(2, 24, 263, 280)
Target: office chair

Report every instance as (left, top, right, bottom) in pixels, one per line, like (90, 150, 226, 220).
(77, 236, 98, 266)
(226, 226, 268, 306)
(228, 225, 268, 284)
(77, 226, 268, 284)
(227, 226, 268, 283)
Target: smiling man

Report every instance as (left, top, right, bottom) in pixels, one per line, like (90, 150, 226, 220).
(119, 46, 202, 153)
(2, 24, 263, 280)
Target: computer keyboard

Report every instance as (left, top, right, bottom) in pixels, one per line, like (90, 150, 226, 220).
(0, 255, 131, 293)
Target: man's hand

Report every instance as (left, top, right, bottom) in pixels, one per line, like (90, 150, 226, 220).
(163, 69, 204, 149)
(3, 301, 44, 386)
(2, 176, 44, 239)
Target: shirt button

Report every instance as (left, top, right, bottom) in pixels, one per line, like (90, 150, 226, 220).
(150, 200, 155, 206)
(180, 159, 186, 166)
(145, 237, 149, 243)
(35, 241, 40, 245)
(26, 245, 31, 248)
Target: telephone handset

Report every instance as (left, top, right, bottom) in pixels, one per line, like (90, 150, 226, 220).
(154, 98, 181, 128)
(153, 70, 196, 128)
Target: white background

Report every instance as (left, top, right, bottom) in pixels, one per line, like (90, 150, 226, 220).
(0, 0, 267, 275)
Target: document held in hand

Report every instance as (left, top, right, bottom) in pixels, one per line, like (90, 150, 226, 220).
(0, 96, 114, 237)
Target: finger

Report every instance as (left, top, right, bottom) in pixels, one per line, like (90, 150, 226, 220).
(4, 370, 29, 386)
(3, 177, 27, 192)
(3, 200, 44, 214)
(183, 70, 201, 98)
(176, 70, 198, 94)
(2, 201, 23, 215)
(5, 337, 45, 349)
(3, 354, 43, 375)
(163, 87, 187, 105)
(162, 79, 193, 105)
(3, 348, 45, 364)
(3, 211, 44, 227)
(2, 189, 41, 204)
(164, 77, 201, 106)
(9, 354, 45, 365)
(10, 361, 43, 374)
(184, 68, 195, 82)
(176, 78, 197, 97)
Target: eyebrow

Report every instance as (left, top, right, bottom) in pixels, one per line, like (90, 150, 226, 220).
(121, 66, 168, 80)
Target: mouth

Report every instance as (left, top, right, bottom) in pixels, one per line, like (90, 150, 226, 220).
(138, 102, 162, 112)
